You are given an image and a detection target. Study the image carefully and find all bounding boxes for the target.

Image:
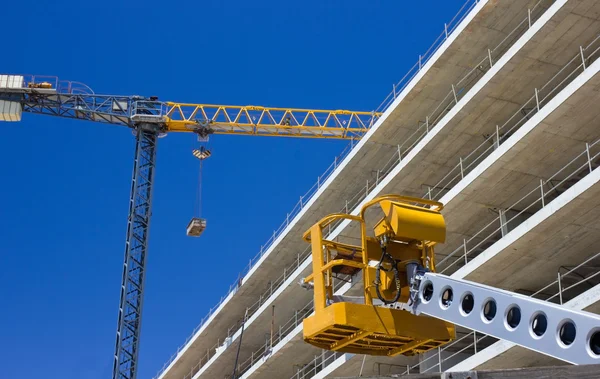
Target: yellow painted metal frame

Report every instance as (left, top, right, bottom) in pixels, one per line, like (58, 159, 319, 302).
(302, 195, 455, 357)
(164, 103, 381, 139)
(303, 303, 455, 356)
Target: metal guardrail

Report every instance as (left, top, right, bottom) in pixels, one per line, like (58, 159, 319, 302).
(224, 302, 313, 379)
(372, 0, 479, 114)
(425, 34, 600, 205)
(436, 139, 600, 275)
(186, 277, 351, 379)
(306, 34, 600, 369)
(310, 0, 554, 238)
(290, 350, 345, 379)
(431, 30, 600, 272)
(290, 245, 600, 377)
(14, 74, 95, 96)
(154, 1, 560, 377)
(176, 253, 318, 379)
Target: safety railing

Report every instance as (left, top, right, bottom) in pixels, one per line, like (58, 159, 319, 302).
(436, 138, 600, 274)
(309, 0, 554, 236)
(402, 250, 600, 375)
(186, 276, 352, 379)
(306, 250, 600, 377)
(56, 79, 95, 95)
(15, 74, 95, 95)
(131, 101, 166, 118)
(325, 30, 600, 276)
(425, 34, 600, 204)
(152, 233, 316, 379)
(289, 350, 345, 379)
(243, 123, 600, 379)
(223, 301, 314, 379)
(153, 1, 556, 377)
(19, 74, 58, 90)
(177, 251, 323, 379)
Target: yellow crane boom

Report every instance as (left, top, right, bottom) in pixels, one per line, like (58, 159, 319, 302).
(164, 103, 379, 138)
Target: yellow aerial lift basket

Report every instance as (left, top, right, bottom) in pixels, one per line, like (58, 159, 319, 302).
(302, 195, 455, 357)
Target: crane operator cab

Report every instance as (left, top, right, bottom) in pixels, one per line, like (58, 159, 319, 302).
(301, 195, 455, 357)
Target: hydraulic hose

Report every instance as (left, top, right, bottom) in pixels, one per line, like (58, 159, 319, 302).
(374, 246, 403, 305)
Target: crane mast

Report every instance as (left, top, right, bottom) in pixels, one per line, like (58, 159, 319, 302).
(114, 126, 158, 379)
(0, 74, 380, 379)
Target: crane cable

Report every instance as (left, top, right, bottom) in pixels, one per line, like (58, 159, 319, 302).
(196, 157, 203, 217)
(194, 139, 210, 218)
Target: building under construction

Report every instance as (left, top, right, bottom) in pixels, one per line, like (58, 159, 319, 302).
(144, 0, 600, 377)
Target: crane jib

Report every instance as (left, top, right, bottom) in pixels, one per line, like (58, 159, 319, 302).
(0, 73, 380, 379)
(0, 74, 381, 139)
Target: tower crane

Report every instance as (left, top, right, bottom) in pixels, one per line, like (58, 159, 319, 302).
(0, 74, 381, 379)
(301, 195, 600, 366)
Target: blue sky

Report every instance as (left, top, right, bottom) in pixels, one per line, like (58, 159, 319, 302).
(0, 1, 465, 378)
